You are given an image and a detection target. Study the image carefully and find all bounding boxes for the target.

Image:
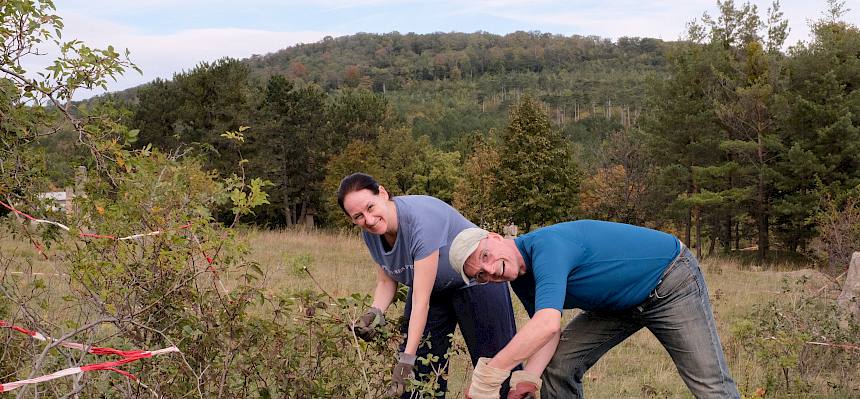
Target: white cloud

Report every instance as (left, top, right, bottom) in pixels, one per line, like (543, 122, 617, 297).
(33, 12, 336, 99)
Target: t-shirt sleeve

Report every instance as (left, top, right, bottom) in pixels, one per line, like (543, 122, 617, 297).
(531, 235, 580, 312)
(407, 203, 449, 260)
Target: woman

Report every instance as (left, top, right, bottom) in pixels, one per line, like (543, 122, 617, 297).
(338, 173, 518, 398)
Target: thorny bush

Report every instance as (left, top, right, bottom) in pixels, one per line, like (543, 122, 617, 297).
(731, 277, 860, 397)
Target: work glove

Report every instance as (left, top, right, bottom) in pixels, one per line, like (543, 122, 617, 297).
(507, 370, 542, 399)
(385, 352, 416, 397)
(466, 357, 511, 399)
(353, 307, 385, 341)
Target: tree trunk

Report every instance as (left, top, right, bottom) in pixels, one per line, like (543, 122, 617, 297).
(685, 206, 692, 248)
(695, 207, 702, 259)
(757, 132, 769, 262)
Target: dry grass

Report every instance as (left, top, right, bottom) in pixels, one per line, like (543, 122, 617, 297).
(240, 229, 849, 398)
(2, 226, 854, 398)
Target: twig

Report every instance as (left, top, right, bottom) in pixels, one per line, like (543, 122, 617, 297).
(301, 267, 335, 301)
(347, 309, 373, 397)
(763, 337, 860, 352)
(811, 271, 846, 298)
(805, 341, 860, 352)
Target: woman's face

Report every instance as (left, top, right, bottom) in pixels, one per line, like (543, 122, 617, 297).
(342, 187, 392, 235)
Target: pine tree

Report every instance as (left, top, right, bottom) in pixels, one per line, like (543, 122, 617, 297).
(493, 95, 580, 231)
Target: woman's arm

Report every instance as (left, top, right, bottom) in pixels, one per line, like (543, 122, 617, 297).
(371, 266, 398, 312)
(403, 250, 439, 355)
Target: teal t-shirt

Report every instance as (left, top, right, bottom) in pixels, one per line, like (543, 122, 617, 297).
(510, 220, 680, 315)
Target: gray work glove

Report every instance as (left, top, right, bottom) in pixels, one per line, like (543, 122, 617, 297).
(385, 352, 416, 397)
(353, 307, 385, 341)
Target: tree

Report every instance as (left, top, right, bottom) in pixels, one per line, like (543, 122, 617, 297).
(454, 132, 503, 229)
(325, 88, 392, 147)
(131, 58, 254, 177)
(772, 4, 860, 252)
(642, 37, 724, 250)
(493, 95, 580, 231)
(706, 1, 789, 261)
(580, 129, 656, 226)
(255, 75, 327, 226)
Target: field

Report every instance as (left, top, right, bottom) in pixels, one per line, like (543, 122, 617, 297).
(2, 226, 857, 398)
(239, 228, 855, 398)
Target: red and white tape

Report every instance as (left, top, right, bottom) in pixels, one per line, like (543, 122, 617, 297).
(0, 200, 227, 293)
(0, 200, 193, 241)
(0, 320, 179, 393)
(0, 346, 179, 392)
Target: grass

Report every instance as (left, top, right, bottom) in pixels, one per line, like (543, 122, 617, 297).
(2, 225, 857, 398)
(239, 228, 855, 399)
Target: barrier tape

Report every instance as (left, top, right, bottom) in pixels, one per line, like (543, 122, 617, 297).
(1, 320, 146, 356)
(0, 320, 180, 392)
(0, 346, 180, 393)
(0, 200, 227, 294)
(0, 200, 193, 241)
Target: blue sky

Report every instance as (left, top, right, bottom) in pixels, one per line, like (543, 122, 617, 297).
(42, 0, 858, 98)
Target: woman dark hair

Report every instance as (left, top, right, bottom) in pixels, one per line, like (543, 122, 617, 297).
(338, 172, 518, 398)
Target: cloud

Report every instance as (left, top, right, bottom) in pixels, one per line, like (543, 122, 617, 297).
(36, 12, 335, 99)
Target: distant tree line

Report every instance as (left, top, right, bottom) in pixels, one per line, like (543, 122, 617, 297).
(46, 0, 860, 265)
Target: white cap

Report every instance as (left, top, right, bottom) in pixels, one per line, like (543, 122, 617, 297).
(449, 227, 490, 284)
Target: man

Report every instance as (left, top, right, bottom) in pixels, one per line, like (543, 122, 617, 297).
(448, 220, 739, 399)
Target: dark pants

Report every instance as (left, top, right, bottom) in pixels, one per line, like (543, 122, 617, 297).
(401, 282, 518, 398)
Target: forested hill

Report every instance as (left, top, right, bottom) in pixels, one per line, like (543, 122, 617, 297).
(234, 31, 669, 143)
(246, 31, 668, 100)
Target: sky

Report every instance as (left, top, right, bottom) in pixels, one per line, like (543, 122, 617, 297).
(33, 0, 859, 99)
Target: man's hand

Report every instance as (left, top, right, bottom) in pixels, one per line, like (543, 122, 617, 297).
(466, 357, 511, 399)
(385, 352, 416, 397)
(507, 370, 541, 399)
(353, 307, 384, 341)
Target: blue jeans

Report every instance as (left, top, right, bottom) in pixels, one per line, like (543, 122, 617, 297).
(401, 282, 518, 398)
(541, 247, 739, 398)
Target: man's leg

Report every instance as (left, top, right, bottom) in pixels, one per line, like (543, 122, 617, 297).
(641, 247, 740, 398)
(453, 282, 518, 397)
(541, 311, 642, 399)
(400, 288, 458, 398)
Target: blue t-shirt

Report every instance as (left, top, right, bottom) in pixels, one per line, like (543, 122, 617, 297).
(510, 220, 680, 315)
(363, 195, 474, 292)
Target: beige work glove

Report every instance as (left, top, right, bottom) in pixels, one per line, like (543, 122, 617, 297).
(466, 357, 511, 399)
(507, 370, 542, 399)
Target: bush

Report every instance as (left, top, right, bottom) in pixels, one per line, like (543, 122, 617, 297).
(731, 277, 860, 397)
(810, 195, 860, 275)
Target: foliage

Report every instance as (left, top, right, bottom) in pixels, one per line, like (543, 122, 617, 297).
(454, 132, 504, 230)
(731, 277, 860, 397)
(772, 13, 860, 253)
(131, 58, 255, 178)
(810, 194, 860, 274)
(0, 4, 457, 398)
(494, 95, 581, 231)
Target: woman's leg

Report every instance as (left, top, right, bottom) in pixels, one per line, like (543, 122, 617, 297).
(453, 282, 519, 397)
(400, 288, 458, 398)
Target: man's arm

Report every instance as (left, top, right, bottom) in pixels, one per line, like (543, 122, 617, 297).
(522, 328, 560, 374)
(487, 308, 562, 370)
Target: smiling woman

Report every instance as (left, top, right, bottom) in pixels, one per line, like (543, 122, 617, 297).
(336, 172, 520, 398)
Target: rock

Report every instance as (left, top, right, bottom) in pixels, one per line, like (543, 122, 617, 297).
(837, 252, 860, 319)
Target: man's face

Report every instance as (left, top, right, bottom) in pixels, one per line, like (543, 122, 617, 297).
(463, 235, 520, 284)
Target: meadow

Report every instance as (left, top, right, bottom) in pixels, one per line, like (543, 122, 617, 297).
(2, 226, 857, 398)
(239, 228, 855, 398)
